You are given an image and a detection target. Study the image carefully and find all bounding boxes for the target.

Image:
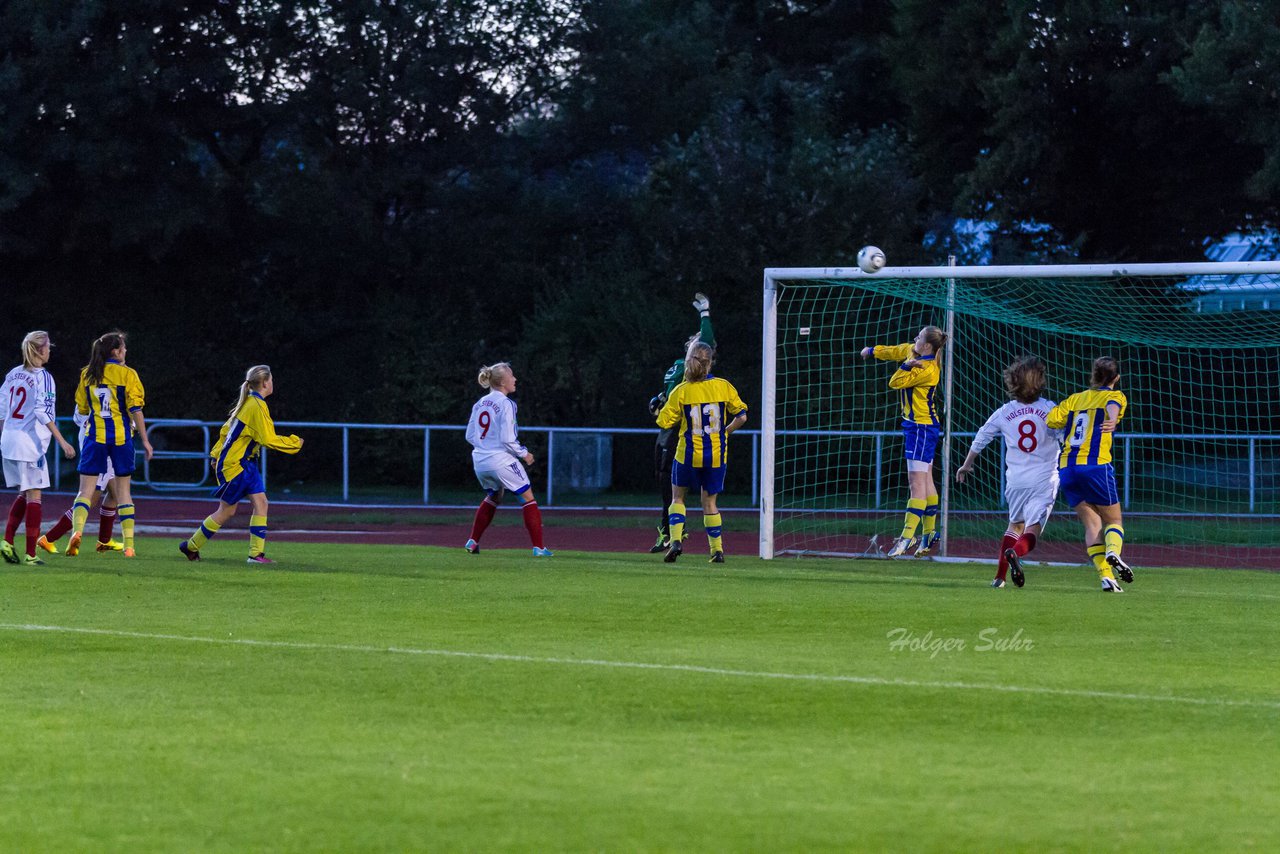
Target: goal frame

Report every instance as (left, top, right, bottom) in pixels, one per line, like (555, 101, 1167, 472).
(759, 260, 1280, 560)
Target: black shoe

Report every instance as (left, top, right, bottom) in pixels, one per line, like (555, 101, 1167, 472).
(709, 551, 725, 564)
(663, 541, 682, 563)
(1107, 552, 1134, 583)
(648, 530, 670, 554)
(1005, 549, 1025, 588)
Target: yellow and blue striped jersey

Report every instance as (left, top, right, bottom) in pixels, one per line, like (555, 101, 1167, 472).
(212, 393, 303, 483)
(75, 360, 145, 447)
(656, 376, 748, 468)
(873, 343, 941, 426)
(1046, 388, 1127, 467)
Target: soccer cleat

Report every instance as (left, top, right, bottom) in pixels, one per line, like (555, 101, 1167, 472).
(663, 540, 683, 564)
(532, 547, 554, 557)
(23, 554, 45, 567)
(914, 532, 940, 557)
(1005, 549, 1025, 588)
(709, 551, 725, 564)
(123, 547, 136, 558)
(37, 535, 59, 555)
(886, 536, 918, 558)
(1106, 552, 1134, 584)
(247, 554, 276, 565)
(990, 578, 1006, 589)
(179, 541, 202, 562)
(66, 532, 82, 557)
(648, 529, 670, 554)
(1100, 577, 1124, 593)
(1, 540, 18, 564)
(465, 538, 480, 554)
(96, 539, 125, 552)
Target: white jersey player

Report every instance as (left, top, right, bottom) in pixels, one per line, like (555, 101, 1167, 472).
(0, 332, 76, 565)
(956, 355, 1062, 589)
(462, 362, 550, 557)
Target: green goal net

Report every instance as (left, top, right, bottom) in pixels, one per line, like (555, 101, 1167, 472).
(760, 262, 1280, 570)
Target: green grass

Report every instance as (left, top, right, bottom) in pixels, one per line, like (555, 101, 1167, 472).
(2, 542, 1278, 852)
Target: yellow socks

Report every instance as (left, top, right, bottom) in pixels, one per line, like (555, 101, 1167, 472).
(190, 515, 222, 550)
(118, 504, 135, 550)
(72, 497, 92, 535)
(704, 512, 723, 554)
(1087, 543, 1113, 580)
(667, 503, 686, 545)
(1104, 525, 1124, 557)
(922, 495, 939, 536)
(900, 498, 926, 539)
(249, 515, 268, 557)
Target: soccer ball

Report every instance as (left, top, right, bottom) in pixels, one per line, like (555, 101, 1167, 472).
(857, 245, 886, 274)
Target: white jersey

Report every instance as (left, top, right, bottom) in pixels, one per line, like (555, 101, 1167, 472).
(969, 397, 1062, 490)
(0, 365, 56, 462)
(466, 390, 528, 470)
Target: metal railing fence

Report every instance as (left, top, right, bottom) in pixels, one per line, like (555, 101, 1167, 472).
(42, 418, 1279, 512)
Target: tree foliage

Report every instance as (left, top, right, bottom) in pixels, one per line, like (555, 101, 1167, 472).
(0, 0, 1274, 438)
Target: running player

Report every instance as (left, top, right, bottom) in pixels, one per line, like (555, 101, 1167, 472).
(955, 355, 1062, 588)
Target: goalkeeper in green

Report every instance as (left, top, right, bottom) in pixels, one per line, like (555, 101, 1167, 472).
(646, 293, 716, 552)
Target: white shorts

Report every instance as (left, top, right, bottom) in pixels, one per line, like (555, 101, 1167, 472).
(96, 459, 115, 492)
(1005, 482, 1057, 528)
(474, 460, 530, 495)
(4, 457, 50, 492)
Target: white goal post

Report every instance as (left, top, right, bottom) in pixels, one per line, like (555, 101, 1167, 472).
(759, 260, 1280, 568)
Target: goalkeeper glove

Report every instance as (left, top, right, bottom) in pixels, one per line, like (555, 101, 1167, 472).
(648, 393, 666, 415)
(692, 292, 710, 316)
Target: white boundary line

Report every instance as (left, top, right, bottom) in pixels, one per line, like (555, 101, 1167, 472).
(3, 623, 1277, 711)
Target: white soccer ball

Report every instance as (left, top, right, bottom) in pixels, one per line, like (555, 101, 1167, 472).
(857, 245, 886, 274)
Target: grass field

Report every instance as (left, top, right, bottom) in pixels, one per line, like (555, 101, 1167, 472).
(2, 541, 1278, 852)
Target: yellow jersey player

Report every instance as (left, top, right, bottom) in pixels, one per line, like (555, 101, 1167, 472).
(862, 325, 948, 558)
(655, 341, 748, 564)
(68, 332, 154, 558)
(179, 365, 304, 564)
(1045, 356, 1131, 592)
(646, 292, 716, 553)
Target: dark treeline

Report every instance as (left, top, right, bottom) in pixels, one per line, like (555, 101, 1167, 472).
(2, 0, 1277, 430)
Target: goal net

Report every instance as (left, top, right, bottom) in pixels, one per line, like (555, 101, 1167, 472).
(759, 261, 1280, 570)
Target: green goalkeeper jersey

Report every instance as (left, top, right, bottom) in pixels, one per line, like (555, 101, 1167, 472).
(661, 315, 717, 397)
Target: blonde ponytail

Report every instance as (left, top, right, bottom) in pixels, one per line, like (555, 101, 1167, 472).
(477, 362, 512, 389)
(21, 331, 50, 370)
(683, 341, 714, 383)
(226, 365, 272, 426)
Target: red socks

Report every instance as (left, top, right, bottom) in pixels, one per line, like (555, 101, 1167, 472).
(996, 531, 1018, 580)
(99, 506, 117, 544)
(45, 509, 73, 543)
(1014, 531, 1037, 556)
(24, 500, 42, 557)
(522, 501, 544, 549)
(6, 495, 26, 544)
(469, 497, 498, 542)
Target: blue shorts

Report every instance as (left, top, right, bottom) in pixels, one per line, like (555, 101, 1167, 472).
(1059, 464, 1119, 508)
(78, 439, 136, 477)
(902, 422, 940, 464)
(671, 460, 727, 496)
(213, 461, 265, 505)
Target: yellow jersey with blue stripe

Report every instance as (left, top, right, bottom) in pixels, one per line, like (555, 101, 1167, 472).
(656, 376, 748, 468)
(212, 393, 303, 482)
(75, 360, 145, 447)
(873, 343, 941, 426)
(1046, 388, 1127, 467)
